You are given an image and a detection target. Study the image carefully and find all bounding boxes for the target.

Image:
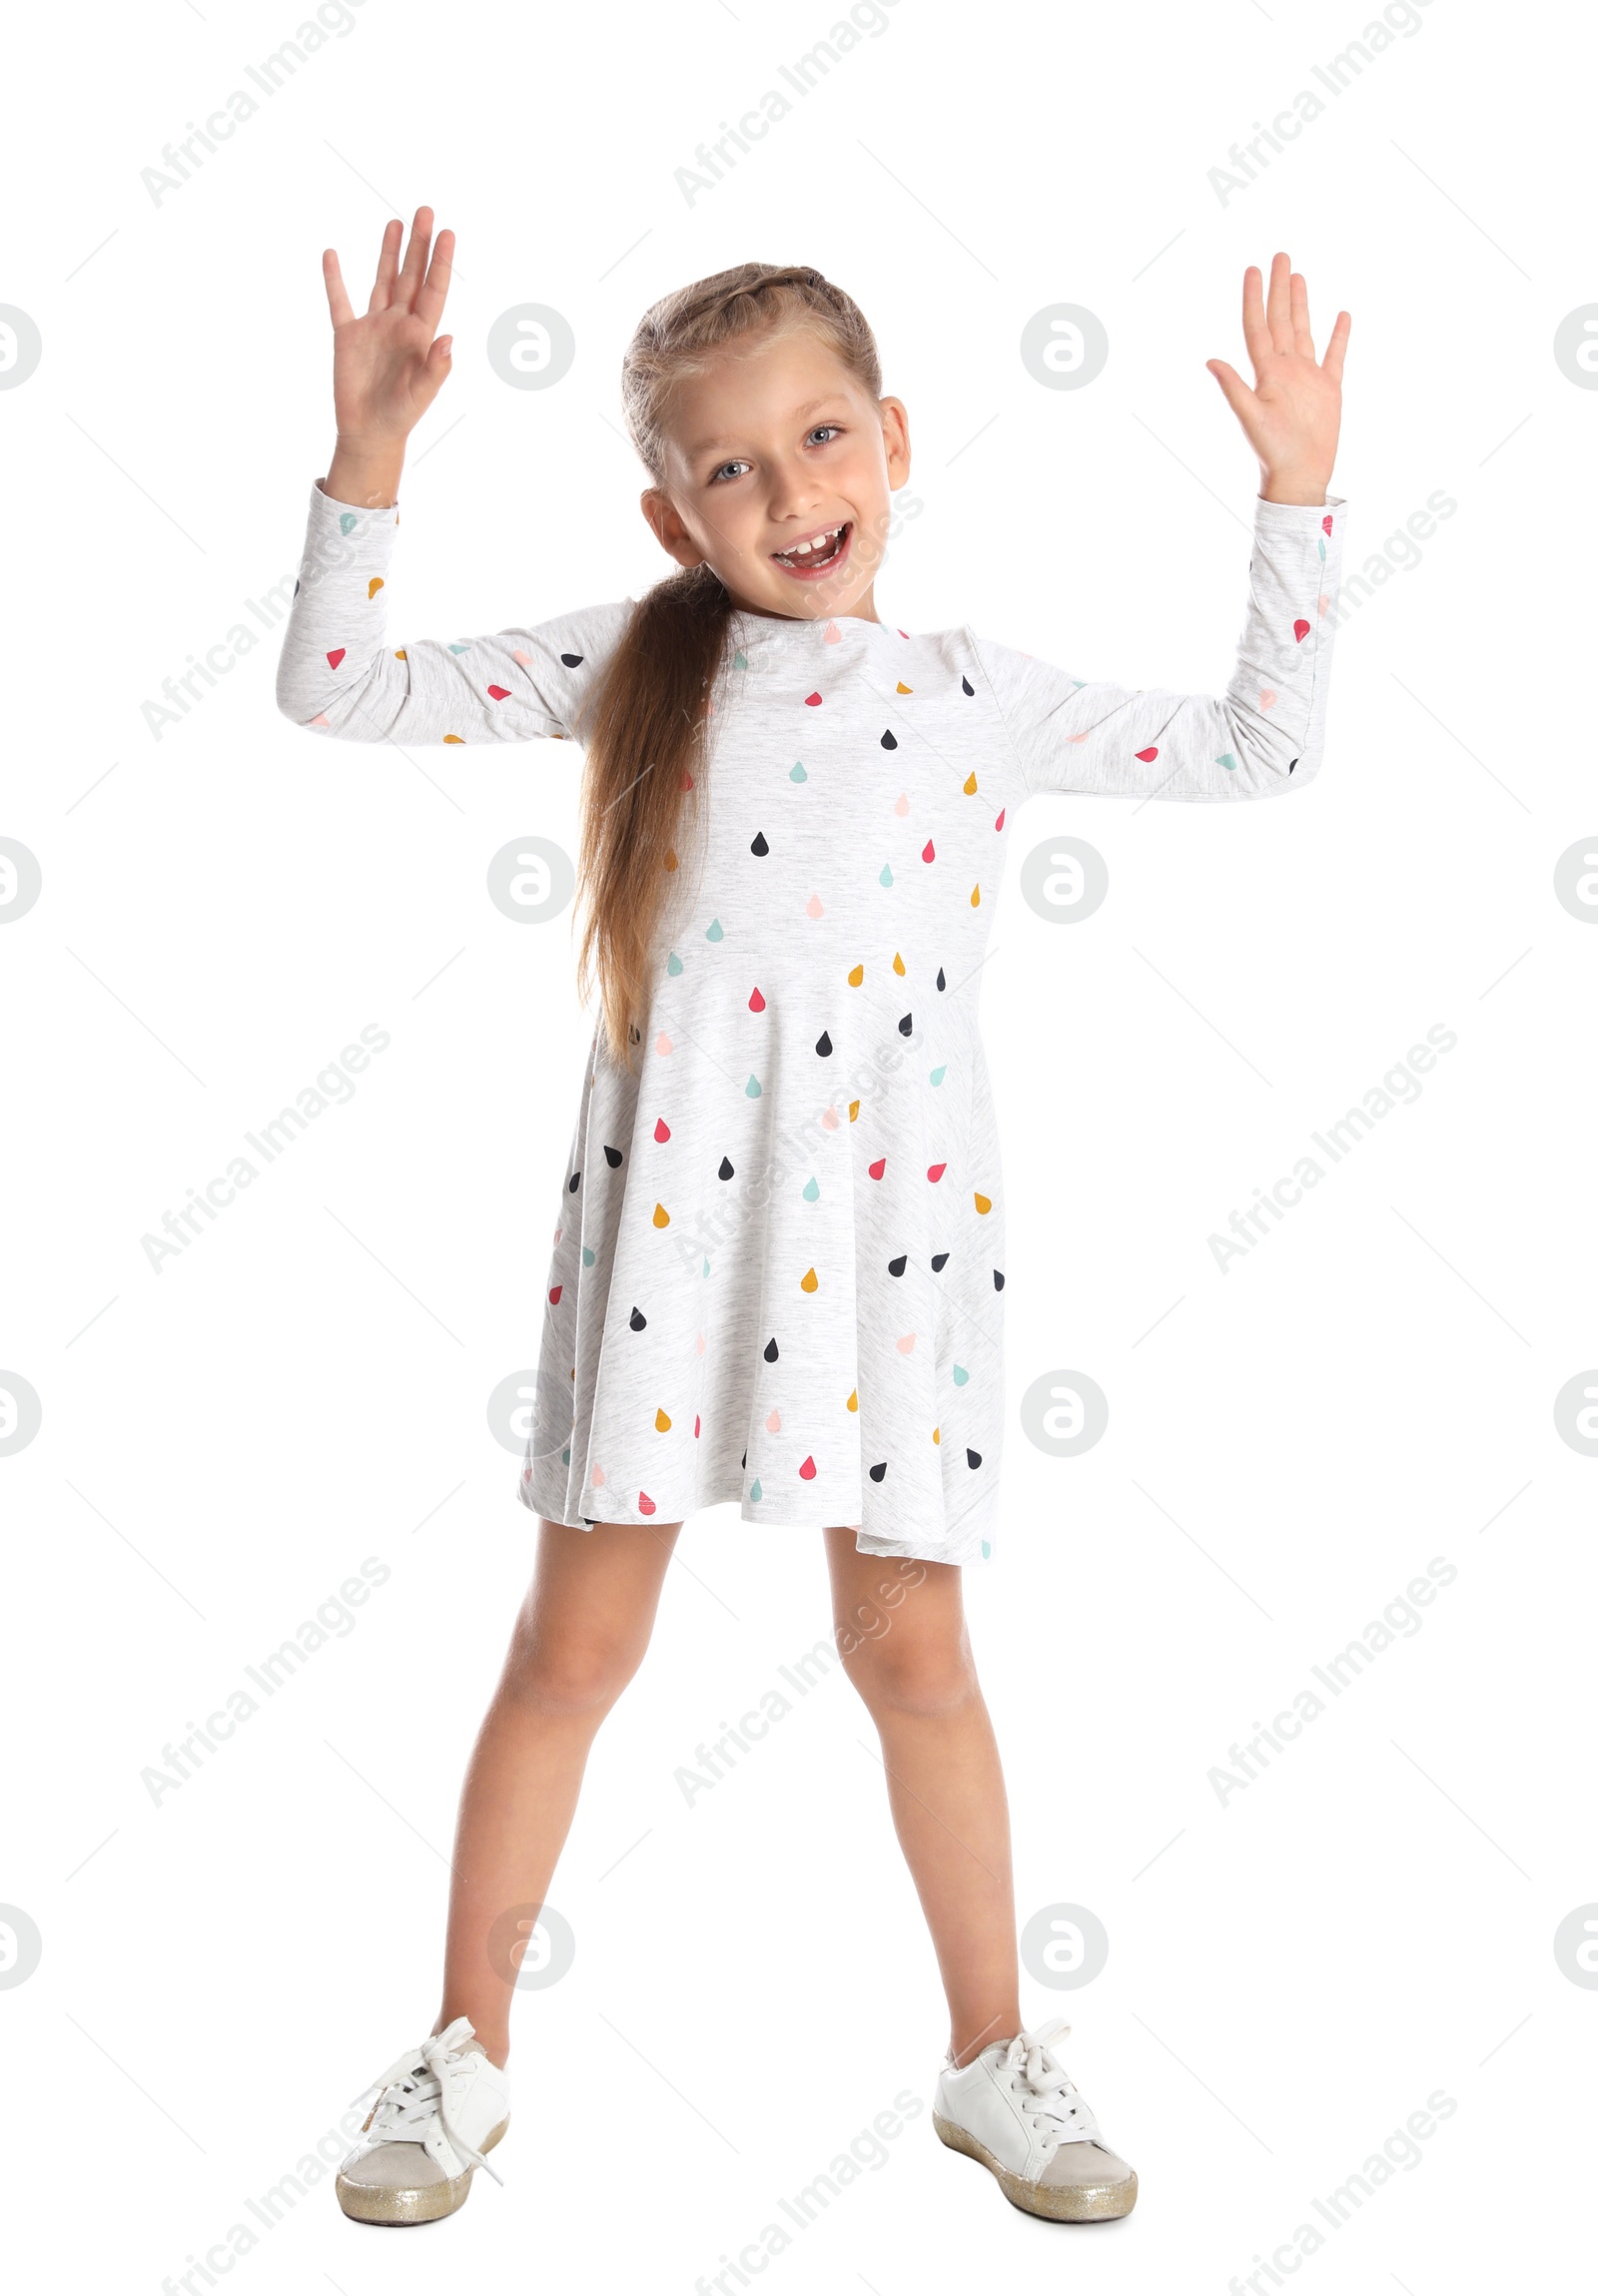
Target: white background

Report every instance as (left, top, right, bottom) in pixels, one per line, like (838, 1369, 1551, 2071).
(3, 0, 1594, 2288)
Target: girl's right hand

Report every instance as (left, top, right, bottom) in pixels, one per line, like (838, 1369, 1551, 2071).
(321, 206, 454, 503)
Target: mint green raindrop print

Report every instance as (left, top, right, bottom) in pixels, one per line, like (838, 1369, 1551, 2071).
(802, 1176, 820, 1201)
(879, 864, 893, 888)
(706, 918, 724, 942)
(666, 952, 684, 976)
(790, 762, 808, 782)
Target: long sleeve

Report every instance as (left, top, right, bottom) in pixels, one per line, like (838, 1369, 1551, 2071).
(274, 478, 637, 745)
(972, 493, 1346, 802)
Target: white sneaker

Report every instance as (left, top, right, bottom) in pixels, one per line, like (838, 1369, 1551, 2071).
(933, 2017, 1137, 2222)
(337, 2014, 511, 2225)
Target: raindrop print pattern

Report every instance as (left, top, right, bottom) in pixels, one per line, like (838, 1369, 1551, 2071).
(276, 477, 1346, 1565)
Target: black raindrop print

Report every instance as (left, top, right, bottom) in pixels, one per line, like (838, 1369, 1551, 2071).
(567, 1170, 581, 1192)
(815, 1029, 833, 1057)
(881, 728, 897, 750)
(1287, 758, 1297, 774)
(294, 578, 301, 598)
(560, 651, 584, 667)
(967, 1449, 982, 1469)
(869, 1461, 888, 1483)
(898, 1012, 913, 1038)
(741, 1449, 747, 1468)
(629, 1306, 647, 1331)
(936, 967, 947, 992)
(750, 830, 770, 856)
(763, 1337, 779, 1362)
(931, 1251, 949, 1272)
(961, 674, 975, 696)
(888, 1254, 908, 1277)
(993, 1268, 1005, 1291)
(718, 1155, 735, 1180)
(604, 1146, 623, 1168)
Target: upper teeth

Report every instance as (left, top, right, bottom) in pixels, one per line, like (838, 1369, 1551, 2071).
(783, 524, 843, 556)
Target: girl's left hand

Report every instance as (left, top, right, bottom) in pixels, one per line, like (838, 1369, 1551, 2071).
(1206, 253, 1349, 506)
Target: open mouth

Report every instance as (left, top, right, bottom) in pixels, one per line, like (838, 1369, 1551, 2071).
(771, 520, 852, 579)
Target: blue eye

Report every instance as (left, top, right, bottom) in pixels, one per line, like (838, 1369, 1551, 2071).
(709, 459, 751, 483)
(808, 424, 843, 445)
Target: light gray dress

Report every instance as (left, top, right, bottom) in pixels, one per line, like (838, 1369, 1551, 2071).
(277, 479, 1345, 1562)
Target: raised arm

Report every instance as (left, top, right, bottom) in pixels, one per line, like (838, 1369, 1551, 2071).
(275, 205, 631, 745)
(976, 253, 1350, 804)
(974, 492, 1345, 802)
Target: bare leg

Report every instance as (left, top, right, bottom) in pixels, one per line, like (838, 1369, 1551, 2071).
(824, 1527, 1021, 2068)
(431, 1517, 682, 2066)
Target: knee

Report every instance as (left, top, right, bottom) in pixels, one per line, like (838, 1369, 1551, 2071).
(500, 1618, 645, 1719)
(839, 1620, 979, 1720)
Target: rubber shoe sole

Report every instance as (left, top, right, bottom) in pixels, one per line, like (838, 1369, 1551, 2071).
(933, 2109, 1138, 2222)
(336, 2117, 509, 2226)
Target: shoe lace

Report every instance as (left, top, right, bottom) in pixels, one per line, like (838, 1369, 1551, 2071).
(350, 2027, 505, 2187)
(1002, 2018, 1102, 2152)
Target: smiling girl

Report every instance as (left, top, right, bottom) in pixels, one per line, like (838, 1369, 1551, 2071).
(277, 211, 1348, 2229)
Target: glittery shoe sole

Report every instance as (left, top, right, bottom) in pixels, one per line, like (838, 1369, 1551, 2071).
(336, 2117, 509, 2226)
(932, 2110, 1138, 2222)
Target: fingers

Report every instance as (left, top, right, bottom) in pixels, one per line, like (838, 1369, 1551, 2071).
(397, 205, 434, 308)
(1264, 251, 1293, 353)
(1206, 358, 1258, 428)
(1289, 269, 1315, 359)
(413, 228, 456, 337)
(1321, 309, 1352, 384)
(323, 247, 355, 331)
(367, 216, 402, 315)
(1240, 266, 1272, 375)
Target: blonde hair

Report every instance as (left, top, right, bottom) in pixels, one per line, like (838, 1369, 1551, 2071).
(572, 264, 883, 1067)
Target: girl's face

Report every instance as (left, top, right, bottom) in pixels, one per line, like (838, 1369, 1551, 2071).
(640, 329, 911, 622)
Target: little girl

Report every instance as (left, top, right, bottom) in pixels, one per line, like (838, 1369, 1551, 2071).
(277, 211, 1347, 2230)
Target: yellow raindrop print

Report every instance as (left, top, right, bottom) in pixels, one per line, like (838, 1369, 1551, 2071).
(654, 1408, 671, 1432)
(974, 1192, 992, 1214)
(848, 963, 865, 986)
(963, 771, 978, 794)
(653, 1202, 671, 1227)
(970, 883, 981, 907)
(800, 1266, 819, 1292)
(848, 1100, 860, 1122)
(846, 1388, 858, 1412)
(892, 952, 906, 975)
(896, 680, 913, 694)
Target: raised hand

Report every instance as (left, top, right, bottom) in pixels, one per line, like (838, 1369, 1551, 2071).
(1206, 253, 1349, 506)
(321, 207, 454, 505)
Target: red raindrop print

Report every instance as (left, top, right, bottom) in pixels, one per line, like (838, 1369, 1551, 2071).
(927, 1162, 947, 1182)
(922, 839, 936, 862)
(805, 691, 823, 706)
(799, 1455, 817, 1481)
(654, 1117, 671, 1142)
(749, 986, 767, 1012)
(487, 684, 510, 700)
(995, 808, 1006, 831)
(1322, 514, 1333, 534)
(548, 1285, 562, 1304)
(1292, 619, 1310, 642)
(1135, 746, 1159, 762)
(638, 1491, 657, 1516)
(869, 1156, 887, 1179)
(326, 648, 346, 669)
